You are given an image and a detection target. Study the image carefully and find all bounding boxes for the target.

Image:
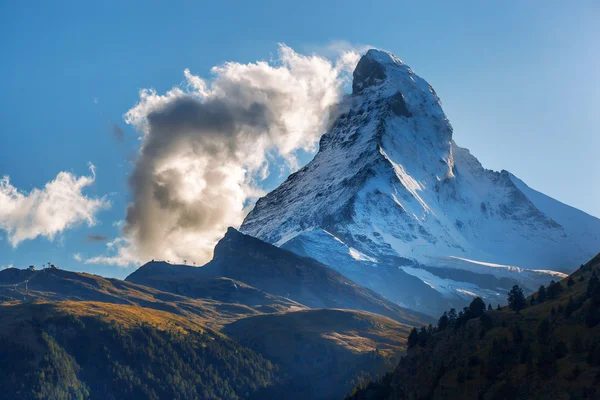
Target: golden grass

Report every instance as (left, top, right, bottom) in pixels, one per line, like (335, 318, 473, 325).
(0, 300, 206, 338)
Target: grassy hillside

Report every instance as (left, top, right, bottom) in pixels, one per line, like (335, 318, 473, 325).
(224, 309, 412, 400)
(0, 264, 423, 399)
(0, 301, 279, 400)
(347, 253, 600, 399)
(0, 267, 304, 329)
(0, 230, 435, 399)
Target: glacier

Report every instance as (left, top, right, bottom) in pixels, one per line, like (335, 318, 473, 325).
(240, 49, 600, 316)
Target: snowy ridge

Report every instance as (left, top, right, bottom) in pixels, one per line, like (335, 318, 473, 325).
(241, 49, 600, 316)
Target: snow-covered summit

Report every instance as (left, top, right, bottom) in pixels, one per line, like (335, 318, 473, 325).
(241, 49, 600, 316)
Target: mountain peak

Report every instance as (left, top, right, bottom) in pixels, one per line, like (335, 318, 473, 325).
(350, 49, 448, 133)
(241, 50, 600, 316)
(352, 49, 406, 94)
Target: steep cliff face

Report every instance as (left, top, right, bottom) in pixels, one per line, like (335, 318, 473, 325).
(241, 49, 600, 316)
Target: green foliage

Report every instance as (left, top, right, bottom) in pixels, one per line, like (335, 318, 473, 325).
(347, 255, 600, 400)
(0, 315, 279, 400)
(480, 312, 494, 331)
(437, 312, 449, 332)
(537, 285, 547, 303)
(585, 273, 600, 327)
(468, 297, 486, 318)
(546, 280, 563, 299)
(537, 318, 551, 343)
(564, 296, 579, 318)
(0, 333, 89, 400)
(407, 327, 418, 348)
(507, 285, 526, 313)
(418, 326, 429, 347)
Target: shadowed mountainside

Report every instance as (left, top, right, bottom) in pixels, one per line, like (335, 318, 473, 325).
(0, 301, 279, 400)
(224, 308, 412, 399)
(127, 228, 432, 326)
(347, 253, 600, 399)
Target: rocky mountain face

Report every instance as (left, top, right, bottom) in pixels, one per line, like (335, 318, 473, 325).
(241, 49, 600, 316)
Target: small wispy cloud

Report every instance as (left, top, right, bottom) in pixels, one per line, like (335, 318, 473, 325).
(110, 121, 125, 142)
(85, 234, 109, 243)
(73, 253, 82, 262)
(0, 164, 110, 246)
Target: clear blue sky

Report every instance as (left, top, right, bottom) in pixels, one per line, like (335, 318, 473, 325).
(1, 1, 598, 278)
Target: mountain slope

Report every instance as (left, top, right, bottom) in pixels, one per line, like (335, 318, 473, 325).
(0, 266, 303, 328)
(127, 228, 431, 326)
(224, 309, 411, 400)
(0, 301, 279, 400)
(240, 49, 600, 315)
(347, 253, 600, 399)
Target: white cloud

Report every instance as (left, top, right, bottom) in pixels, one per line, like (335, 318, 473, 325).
(1, 264, 13, 270)
(88, 44, 361, 267)
(0, 164, 110, 246)
(73, 253, 82, 262)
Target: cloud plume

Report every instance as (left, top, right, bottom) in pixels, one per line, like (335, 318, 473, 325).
(90, 44, 360, 267)
(0, 165, 109, 246)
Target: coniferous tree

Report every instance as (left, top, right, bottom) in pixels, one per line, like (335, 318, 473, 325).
(547, 280, 563, 299)
(488, 303, 493, 311)
(407, 327, 419, 348)
(507, 285, 526, 313)
(564, 296, 578, 317)
(418, 326, 429, 347)
(537, 285, 547, 303)
(437, 312, 449, 332)
(469, 297, 486, 318)
(448, 308, 457, 323)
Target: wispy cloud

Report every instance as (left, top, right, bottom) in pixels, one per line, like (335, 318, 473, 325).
(73, 253, 82, 262)
(0, 164, 110, 246)
(85, 234, 109, 243)
(110, 121, 125, 142)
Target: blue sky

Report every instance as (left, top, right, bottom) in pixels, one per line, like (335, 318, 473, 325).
(1, 1, 598, 278)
